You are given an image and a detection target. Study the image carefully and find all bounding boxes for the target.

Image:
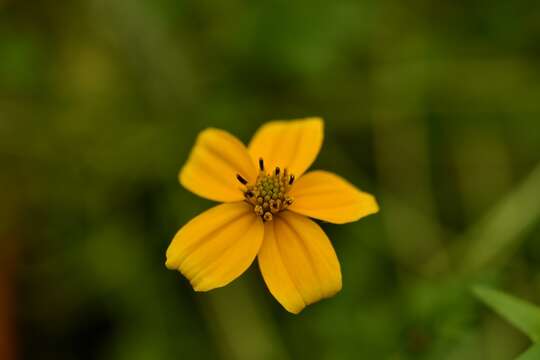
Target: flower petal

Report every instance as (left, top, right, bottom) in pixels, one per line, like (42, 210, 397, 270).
(166, 202, 264, 291)
(288, 170, 379, 224)
(257, 211, 342, 314)
(180, 128, 257, 202)
(248, 118, 323, 177)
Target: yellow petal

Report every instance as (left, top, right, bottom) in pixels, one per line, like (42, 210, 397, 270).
(257, 211, 342, 314)
(248, 118, 323, 177)
(288, 170, 379, 224)
(166, 202, 264, 291)
(180, 128, 257, 202)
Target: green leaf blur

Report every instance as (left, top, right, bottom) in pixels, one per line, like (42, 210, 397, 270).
(474, 286, 540, 358)
(516, 345, 540, 360)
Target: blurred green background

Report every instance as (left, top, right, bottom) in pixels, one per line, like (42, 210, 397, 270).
(2, 0, 540, 359)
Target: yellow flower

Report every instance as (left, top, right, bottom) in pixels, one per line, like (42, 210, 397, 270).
(166, 118, 379, 313)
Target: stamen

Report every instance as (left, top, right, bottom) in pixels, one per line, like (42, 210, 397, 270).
(289, 175, 295, 185)
(237, 159, 295, 221)
(254, 205, 264, 216)
(236, 174, 248, 185)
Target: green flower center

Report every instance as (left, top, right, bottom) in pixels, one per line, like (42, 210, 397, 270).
(236, 158, 294, 221)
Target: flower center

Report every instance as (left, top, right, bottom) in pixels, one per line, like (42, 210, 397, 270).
(236, 158, 294, 221)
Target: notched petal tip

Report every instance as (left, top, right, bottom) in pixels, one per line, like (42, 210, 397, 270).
(282, 283, 343, 314)
(165, 258, 177, 270)
(285, 303, 305, 315)
(192, 280, 218, 292)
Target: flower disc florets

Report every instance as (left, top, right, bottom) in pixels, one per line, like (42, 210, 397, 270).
(236, 158, 294, 221)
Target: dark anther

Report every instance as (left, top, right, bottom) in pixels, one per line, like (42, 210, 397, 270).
(236, 174, 248, 185)
(245, 190, 254, 198)
(275, 167, 280, 176)
(259, 158, 265, 171)
(289, 175, 295, 185)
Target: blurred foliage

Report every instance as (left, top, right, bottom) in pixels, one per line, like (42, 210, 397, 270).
(517, 345, 540, 360)
(475, 286, 540, 359)
(475, 286, 540, 342)
(2, 0, 540, 359)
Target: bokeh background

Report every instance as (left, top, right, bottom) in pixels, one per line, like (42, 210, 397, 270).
(2, 0, 540, 359)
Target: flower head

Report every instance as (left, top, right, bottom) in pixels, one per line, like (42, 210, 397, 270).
(166, 118, 379, 313)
